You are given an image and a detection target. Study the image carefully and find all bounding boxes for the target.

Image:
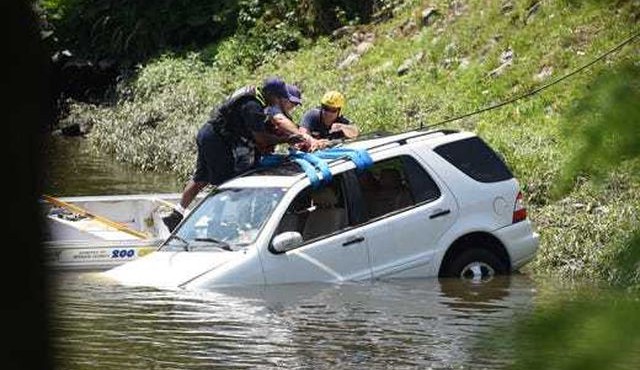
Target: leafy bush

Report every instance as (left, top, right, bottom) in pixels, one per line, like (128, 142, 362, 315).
(38, 0, 399, 67)
(39, 0, 240, 63)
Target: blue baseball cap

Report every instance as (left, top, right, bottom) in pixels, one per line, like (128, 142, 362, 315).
(286, 84, 302, 105)
(263, 77, 302, 104)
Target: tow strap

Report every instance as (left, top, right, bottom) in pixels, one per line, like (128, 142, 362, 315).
(260, 147, 373, 188)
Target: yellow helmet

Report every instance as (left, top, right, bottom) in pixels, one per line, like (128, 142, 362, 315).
(320, 91, 345, 110)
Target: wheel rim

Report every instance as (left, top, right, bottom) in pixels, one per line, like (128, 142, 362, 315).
(460, 262, 495, 281)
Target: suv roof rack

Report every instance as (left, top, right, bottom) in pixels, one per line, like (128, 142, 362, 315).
(362, 128, 459, 152)
(240, 128, 460, 179)
(354, 130, 394, 140)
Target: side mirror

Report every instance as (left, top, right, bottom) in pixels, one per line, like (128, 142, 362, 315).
(272, 231, 303, 253)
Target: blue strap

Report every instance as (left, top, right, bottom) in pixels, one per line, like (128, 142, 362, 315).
(259, 147, 372, 187)
(259, 154, 286, 167)
(291, 150, 332, 185)
(292, 158, 321, 188)
(314, 148, 373, 173)
(260, 153, 318, 187)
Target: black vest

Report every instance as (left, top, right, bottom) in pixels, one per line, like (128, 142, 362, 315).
(207, 86, 265, 141)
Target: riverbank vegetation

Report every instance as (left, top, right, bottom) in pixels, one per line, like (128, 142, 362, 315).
(41, 0, 639, 287)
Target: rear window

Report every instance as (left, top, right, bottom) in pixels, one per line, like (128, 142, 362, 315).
(433, 137, 513, 183)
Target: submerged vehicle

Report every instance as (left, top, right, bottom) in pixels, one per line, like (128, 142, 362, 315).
(104, 129, 540, 289)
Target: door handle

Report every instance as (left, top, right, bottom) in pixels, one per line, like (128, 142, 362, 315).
(429, 209, 451, 219)
(342, 236, 365, 246)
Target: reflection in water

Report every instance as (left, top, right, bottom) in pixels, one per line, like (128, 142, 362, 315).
(51, 274, 538, 369)
(44, 135, 183, 196)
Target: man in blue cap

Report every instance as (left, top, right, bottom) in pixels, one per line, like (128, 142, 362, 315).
(258, 84, 323, 154)
(162, 77, 314, 231)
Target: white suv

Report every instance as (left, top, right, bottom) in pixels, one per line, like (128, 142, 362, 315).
(105, 129, 539, 289)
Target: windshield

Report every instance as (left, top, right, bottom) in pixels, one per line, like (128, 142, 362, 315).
(163, 187, 286, 251)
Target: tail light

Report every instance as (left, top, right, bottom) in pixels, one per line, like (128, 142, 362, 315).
(512, 191, 527, 223)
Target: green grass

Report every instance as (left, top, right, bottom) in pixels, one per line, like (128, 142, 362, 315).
(62, 0, 640, 286)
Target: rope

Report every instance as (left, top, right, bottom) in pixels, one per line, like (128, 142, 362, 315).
(421, 30, 640, 130)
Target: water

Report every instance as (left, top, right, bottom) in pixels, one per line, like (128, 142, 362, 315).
(51, 273, 538, 369)
(44, 135, 183, 196)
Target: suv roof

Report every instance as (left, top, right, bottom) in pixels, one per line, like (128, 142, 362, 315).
(220, 129, 501, 189)
(246, 130, 460, 176)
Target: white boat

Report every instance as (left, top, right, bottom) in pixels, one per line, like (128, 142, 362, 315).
(43, 193, 201, 271)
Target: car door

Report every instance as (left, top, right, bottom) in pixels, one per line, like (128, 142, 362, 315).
(261, 173, 372, 284)
(354, 149, 458, 279)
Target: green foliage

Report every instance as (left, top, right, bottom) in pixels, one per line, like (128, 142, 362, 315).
(554, 62, 640, 196)
(296, 0, 403, 35)
(207, 0, 402, 70)
(611, 230, 640, 288)
(537, 61, 640, 288)
(39, 0, 240, 63)
(212, 20, 304, 71)
(38, 0, 398, 67)
(531, 171, 640, 286)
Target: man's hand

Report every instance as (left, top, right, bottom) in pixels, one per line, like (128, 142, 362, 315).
(330, 122, 359, 139)
(329, 123, 346, 133)
(305, 138, 330, 152)
(286, 134, 305, 144)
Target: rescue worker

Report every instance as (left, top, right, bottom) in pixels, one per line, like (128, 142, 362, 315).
(300, 90, 359, 140)
(162, 77, 315, 231)
(259, 84, 323, 155)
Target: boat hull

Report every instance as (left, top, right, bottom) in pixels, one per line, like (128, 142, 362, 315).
(43, 193, 204, 271)
(45, 239, 162, 271)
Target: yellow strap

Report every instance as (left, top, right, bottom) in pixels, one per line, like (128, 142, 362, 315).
(255, 87, 266, 106)
(42, 194, 151, 240)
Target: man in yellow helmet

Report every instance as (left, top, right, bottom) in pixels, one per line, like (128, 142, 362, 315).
(300, 91, 359, 141)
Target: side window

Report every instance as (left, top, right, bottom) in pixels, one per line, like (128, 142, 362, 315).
(275, 176, 349, 242)
(357, 156, 441, 220)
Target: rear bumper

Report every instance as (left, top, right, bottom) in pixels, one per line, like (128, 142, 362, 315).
(493, 220, 540, 271)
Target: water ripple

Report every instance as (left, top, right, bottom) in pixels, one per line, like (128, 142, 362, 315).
(51, 274, 539, 369)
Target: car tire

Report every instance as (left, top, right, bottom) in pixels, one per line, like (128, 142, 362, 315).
(441, 248, 508, 281)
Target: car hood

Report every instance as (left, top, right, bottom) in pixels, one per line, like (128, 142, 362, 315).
(102, 251, 238, 288)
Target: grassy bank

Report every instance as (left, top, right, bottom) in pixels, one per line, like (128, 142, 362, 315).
(61, 0, 640, 286)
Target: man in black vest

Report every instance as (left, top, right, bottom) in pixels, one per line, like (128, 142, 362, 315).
(162, 77, 310, 231)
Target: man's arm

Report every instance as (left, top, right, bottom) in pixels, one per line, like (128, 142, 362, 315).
(271, 112, 302, 137)
(330, 123, 359, 139)
(238, 101, 292, 147)
(253, 131, 300, 147)
(270, 108, 326, 151)
(330, 116, 359, 139)
(273, 113, 326, 151)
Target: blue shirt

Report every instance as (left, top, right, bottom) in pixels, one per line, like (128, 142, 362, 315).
(301, 108, 352, 139)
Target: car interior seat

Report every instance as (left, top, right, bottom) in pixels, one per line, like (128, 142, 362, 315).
(302, 186, 347, 240)
(368, 168, 413, 218)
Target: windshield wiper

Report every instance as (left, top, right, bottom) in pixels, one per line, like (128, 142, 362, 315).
(167, 234, 191, 251)
(194, 237, 232, 251)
